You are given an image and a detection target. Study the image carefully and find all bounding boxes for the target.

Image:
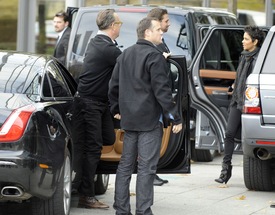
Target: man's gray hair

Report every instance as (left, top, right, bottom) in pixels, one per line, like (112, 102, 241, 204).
(96, 9, 116, 30)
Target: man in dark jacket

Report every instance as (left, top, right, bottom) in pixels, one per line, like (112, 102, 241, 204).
(147, 7, 171, 186)
(73, 9, 122, 209)
(53, 11, 71, 66)
(109, 17, 182, 215)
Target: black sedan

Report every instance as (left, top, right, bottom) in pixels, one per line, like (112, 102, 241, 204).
(0, 51, 77, 215)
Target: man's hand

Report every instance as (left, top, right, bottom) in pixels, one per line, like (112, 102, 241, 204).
(172, 123, 182, 133)
(114, 114, 121, 120)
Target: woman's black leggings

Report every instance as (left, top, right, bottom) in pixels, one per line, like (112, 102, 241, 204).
(223, 105, 242, 165)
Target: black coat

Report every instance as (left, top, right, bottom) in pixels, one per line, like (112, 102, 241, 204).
(109, 39, 181, 131)
(54, 27, 71, 65)
(77, 34, 122, 102)
(230, 47, 260, 110)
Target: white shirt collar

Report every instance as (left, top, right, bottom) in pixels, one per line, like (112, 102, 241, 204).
(57, 27, 68, 41)
(97, 30, 116, 44)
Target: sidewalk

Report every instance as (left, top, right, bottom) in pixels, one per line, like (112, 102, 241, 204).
(70, 154, 275, 215)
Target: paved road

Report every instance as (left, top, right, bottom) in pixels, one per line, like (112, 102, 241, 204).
(1, 154, 275, 215)
(69, 153, 275, 215)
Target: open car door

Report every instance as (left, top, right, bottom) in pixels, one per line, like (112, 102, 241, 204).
(66, 7, 79, 28)
(98, 56, 191, 174)
(189, 25, 269, 154)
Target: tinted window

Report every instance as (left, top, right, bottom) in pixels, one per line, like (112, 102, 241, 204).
(70, 12, 193, 68)
(24, 74, 41, 96)
(238, 13, 256, 25)
(200, 29, 243, 71)
(43, 62, 71, 97)
(193, 12, 239, 25)
(71, 12, 188, 57)
(72, 11, 238, 55)
(261, 34, 275, 74)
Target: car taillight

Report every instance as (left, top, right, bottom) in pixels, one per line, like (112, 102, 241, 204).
(256, 140, 275, 145)
(0, 105, 35, 142)
(243, 85, 262, 114)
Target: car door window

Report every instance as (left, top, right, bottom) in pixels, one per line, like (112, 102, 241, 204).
(200, 29, 243, 71)
(260, 35, 275, 74)
(43, 62, 72, 98)
(199, 29, 243, 96)
(71, 12, 97, 58)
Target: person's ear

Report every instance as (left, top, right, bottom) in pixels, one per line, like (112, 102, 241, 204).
(144, 29, 151, 38)
(65, 21, 69, 27)
(253, 39, 258, 46)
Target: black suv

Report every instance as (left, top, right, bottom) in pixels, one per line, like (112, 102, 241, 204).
(66, 5, 249, 194)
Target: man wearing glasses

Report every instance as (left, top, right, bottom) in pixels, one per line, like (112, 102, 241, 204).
(53, 11, 71, 66)
(72, 9, 123, 209)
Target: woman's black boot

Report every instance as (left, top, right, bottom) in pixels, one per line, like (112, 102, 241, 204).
(215, 163, 233, 184)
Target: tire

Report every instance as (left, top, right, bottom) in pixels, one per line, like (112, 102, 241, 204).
(243, 154, 274, 191)
(30, 148, 72, 215)
(95, 174, 109, 195)
(191, 140, 216, 162)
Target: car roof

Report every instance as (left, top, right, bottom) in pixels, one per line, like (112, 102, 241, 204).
(78, 5, 236, 17)
(0, 50, 50, 67)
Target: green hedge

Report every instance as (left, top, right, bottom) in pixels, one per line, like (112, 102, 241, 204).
(0, 19, 17, 50)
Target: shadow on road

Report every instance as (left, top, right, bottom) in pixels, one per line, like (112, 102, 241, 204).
(0, 201, 31, 215)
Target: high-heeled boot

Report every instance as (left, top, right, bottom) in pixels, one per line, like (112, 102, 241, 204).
(215, 163, 233, 184)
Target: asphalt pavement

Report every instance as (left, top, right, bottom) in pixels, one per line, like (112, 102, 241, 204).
(70, 154, 275, 215)
(1, 153, 275, 215)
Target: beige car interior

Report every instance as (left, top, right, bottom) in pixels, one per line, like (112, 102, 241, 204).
(199, 69, 236, 95)
(101, 126, 172, 162)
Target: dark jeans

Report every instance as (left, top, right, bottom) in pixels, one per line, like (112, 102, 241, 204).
(223, 104, 242, 165)
(113, 122, 163, 215)
(72, 97, 115, 197)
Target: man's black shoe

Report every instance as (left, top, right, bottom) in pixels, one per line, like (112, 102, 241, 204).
(153, 176, 164, 186)
(155, 175, 169, 184)
(78, 196, 109, 209)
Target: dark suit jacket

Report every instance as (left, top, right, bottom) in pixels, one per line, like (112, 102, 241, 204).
(109, 39, 181, 131)
(54, 27, 71, 66)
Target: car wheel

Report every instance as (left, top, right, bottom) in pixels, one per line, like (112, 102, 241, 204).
(191, 140, 216, 162)
(243, 154, 274, 191)
(95, 174, 109, 195)
(30, 148, 72, 215)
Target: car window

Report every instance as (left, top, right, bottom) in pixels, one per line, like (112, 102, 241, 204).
(198, 29, 243, 91)
(24, 73, 41, 96)
(193, 12, 239, 25)
(43, 62, 72, 98)
(260, 35, 275, 74)
(71, 12, 189, 57)
(200, 29, 243, 71)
